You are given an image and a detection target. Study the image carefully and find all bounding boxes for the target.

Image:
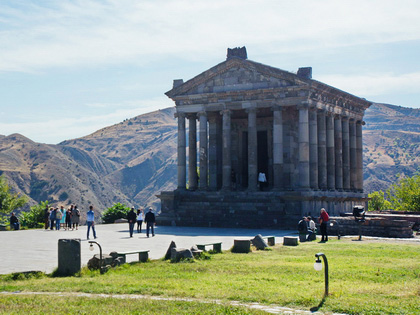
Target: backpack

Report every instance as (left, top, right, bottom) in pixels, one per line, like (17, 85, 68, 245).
(56, 211, 62, 220)
(298, 220, 307, 232)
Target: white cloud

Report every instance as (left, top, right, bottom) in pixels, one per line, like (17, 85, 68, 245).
(1, 0, 420, 72)
(319, 72, 420, 98)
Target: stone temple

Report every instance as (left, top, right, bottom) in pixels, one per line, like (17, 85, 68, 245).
(158, 47, 371, 228)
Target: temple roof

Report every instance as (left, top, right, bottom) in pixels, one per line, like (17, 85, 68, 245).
(166, 49, 371, 112)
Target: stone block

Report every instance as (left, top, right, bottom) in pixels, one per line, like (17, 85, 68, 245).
(251, 234, 268, 250)
(171, 248, 193, 262)
(283, 236, 299, 246)
(232, 239, 251, 253)
(57, 239, 81, 276)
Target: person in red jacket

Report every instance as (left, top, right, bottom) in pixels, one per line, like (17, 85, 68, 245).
(319, 208, 330, 242)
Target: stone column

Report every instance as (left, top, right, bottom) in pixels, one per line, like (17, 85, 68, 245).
(349, 119, 357, 191)
(298, 104, 310, 189)
(317, 109, 327, 190)
(272, 106, 284, 190)
(342, 116, 350, 191)
(247, 107, 258, 191)
(176, 112, 186, 189)
(326, 112, 335, 190)
(187, 114, 197, 190)
(356, 121, 364, 192)
(221, 109, 232, 190)
(198, 111, 208, 190)
(334, 114, 343, 191)
(309, 107, 318, 190)
(208, 114, 219, 190)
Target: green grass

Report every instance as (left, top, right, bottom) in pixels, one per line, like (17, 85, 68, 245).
(1, 239, 419, 314)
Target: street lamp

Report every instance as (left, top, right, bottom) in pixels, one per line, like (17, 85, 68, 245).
(353, 205, 366, 241)
(88, 241, 104, 274)
(329, 220, 341, 240)
(314, 252, 329, 297)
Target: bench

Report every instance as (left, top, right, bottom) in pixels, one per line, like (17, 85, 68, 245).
(262, 236, 275, 246)
(116, 250, 150, 263)
(196, 242, 222, 253)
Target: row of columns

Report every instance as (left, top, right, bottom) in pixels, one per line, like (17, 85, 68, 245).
(176, 105, 364, 192)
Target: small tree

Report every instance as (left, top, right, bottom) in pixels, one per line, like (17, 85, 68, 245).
(387, 174, 420, 212)
(101, 203, 131, 224)
(0, 176, 28, 225)
(20, 201, 49, 229)
(368, 190, 391, 212)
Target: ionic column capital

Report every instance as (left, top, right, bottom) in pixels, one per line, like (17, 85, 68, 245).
(186, 113, 197, 120)
(198, 111, 207, 118)
(174, 112, 186, 119)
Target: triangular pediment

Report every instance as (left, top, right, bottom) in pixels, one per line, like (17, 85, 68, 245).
(166, 58, 309, 99)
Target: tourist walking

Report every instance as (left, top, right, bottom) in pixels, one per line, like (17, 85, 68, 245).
(86, 205, 97, 240)
(144, 208, 156, 238)
(127, 207, 137, 237)
(319, 208, 329, 242)
(72, 205, 80, 230)
(136, 208, 143, 233)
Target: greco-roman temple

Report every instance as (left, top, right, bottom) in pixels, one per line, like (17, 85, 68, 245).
(158, 47, 371, 228)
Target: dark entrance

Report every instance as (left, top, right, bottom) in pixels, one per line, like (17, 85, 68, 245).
(257, 130, 268, 189)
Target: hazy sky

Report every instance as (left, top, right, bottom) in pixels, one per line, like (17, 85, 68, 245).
(1, 0, 420, 144)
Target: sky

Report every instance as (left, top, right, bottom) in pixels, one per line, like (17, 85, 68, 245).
(1, 0, 420, 144)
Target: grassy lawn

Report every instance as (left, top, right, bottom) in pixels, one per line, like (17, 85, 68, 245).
(0, 239, 419, 314)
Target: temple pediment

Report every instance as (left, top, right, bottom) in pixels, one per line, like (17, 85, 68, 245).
(166, 58, 309, 99)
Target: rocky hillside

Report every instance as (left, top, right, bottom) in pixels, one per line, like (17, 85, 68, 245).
(0, 104, 418, 217)
(363, 103, 419, 193)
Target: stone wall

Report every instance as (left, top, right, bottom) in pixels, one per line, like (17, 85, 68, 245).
(328, 217, 414, 238)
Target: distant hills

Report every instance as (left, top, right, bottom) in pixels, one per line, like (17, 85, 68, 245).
(0, 103, 418, 216)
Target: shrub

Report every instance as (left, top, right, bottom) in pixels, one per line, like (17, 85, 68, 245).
(101, 203, 131, 224)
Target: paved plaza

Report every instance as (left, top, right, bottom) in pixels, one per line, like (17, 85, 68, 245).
(0, 223, 291, 274)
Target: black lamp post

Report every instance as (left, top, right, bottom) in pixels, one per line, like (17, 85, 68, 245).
(89, 240, 104, 274)
(353, 205, 366, 241)
(314, 252, 329, 297)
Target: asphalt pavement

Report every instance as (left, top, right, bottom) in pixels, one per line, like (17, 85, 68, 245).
(0, 223, 292, 274)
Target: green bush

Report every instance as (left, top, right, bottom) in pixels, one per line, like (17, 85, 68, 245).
(20, 201, 48, 228)
(101, 203, 130, 224)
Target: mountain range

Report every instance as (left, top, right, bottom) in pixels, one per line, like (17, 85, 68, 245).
(0, 103, 418, 216)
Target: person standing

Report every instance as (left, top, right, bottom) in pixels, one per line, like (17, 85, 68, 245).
(49, 207, 56, 230)
(144, 208, 156, 238)
(55, 207, 62, 230)
(319, 208, 329, 242)
(65, 207, 72, 230)
(44, 206, 50, 230)
(60, 205, 66, 230)
(72, 205, 80, 230)
(10, 213, 20, 230)
(127, 207, 137, 238)
(136, 208, 143, 233)
(86, 205, 97, 240)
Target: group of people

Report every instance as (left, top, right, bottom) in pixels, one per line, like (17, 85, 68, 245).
(298, 208, 329, 242)
(44, 205, 81, 231)
(127, 207, 156, 238)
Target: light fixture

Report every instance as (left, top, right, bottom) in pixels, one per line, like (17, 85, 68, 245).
(314, 257, 322, 271)
(88, 241, 104, 274)
(314, 253, 329, 297)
